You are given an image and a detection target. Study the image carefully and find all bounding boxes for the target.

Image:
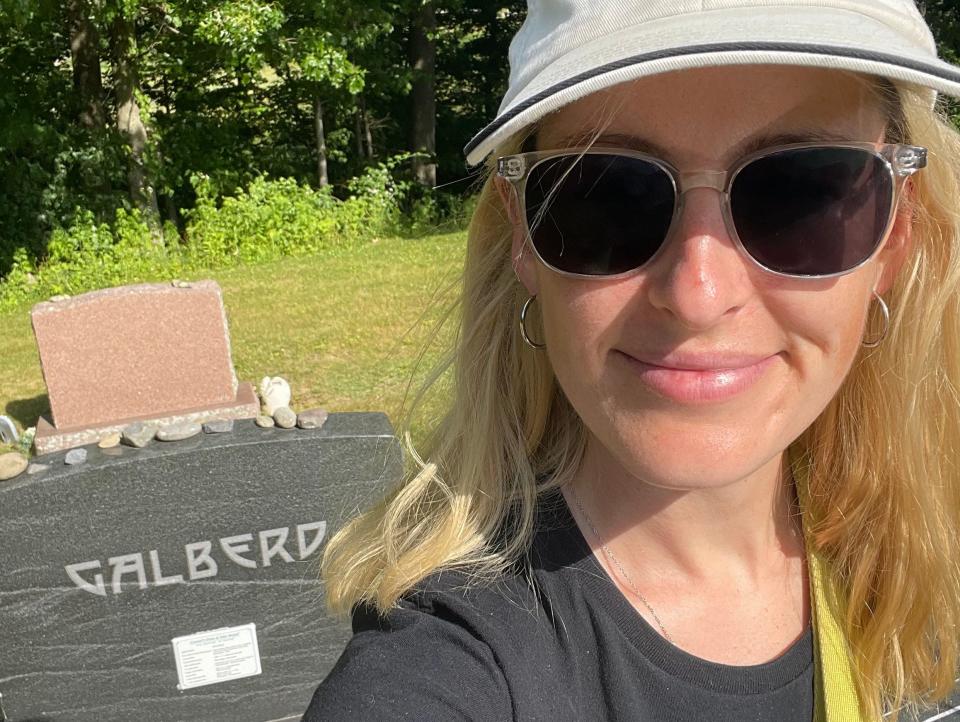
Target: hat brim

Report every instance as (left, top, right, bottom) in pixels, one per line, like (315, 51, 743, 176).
(464, 7, 960, 166)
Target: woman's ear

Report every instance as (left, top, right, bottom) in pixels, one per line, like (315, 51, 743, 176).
(494, 175, 540, 296)
(874, 182, 916, 295)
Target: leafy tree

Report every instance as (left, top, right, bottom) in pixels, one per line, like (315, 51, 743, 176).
(276, 0, 368, 186)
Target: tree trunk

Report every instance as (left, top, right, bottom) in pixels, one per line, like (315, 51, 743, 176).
(362, 94, 374, 159)
(314, 97, 329, 187)
(355, 94, 374, 160)
(67, 0, 106, 129)
(409, 0, 437, 188)
(354, 102, 364, 159)
(109, 8, 161, 235)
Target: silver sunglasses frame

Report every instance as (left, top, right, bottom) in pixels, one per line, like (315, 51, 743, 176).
(497, 142, 928, 280)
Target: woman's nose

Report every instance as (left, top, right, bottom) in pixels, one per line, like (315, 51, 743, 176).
(644, 187, 754, 331)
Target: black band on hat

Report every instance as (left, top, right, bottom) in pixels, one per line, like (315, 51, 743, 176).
(465, 41, 960, 162)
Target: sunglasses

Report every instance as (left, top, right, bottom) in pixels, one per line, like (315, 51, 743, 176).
(497, 142, 927, 279)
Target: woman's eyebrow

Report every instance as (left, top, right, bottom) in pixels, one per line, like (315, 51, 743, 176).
(736, 129, 858, 156)
(556, 131, 666, 155)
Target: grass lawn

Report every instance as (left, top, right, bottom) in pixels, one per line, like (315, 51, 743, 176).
(0, 231, 466, 454)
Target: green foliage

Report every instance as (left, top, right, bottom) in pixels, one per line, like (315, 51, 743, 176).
(0, 159, 458, 310)
(196, 0, 285, 68)
(344, 154, 412, 227)
(5, 208, 181, 304)
(187, 174, 347, 264)
(400, 187, 478, 237)
(293, 29, 365, 93)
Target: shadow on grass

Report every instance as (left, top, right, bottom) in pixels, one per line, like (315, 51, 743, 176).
(5, 393, 50, 430)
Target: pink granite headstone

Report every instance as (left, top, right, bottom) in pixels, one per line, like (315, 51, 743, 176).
(31, 281, 259, 455)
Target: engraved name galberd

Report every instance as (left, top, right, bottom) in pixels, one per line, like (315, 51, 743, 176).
(65, 521, 327, 596)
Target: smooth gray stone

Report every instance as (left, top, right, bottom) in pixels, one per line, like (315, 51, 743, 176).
(255, 414, 275, 428)
(121, 422, 157, 448)
(64, 448, 88, 465)
(298, 408, 329, 430)
(0, 412, 400, 722)
(27, 462, 50, 475)
(156, 422, 202, 442)
(0, 452, 28, 481)
(202, 419, 235, 434)
(273, 406, 297, 429)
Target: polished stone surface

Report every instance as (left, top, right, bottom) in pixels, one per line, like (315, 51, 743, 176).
(0, 412, 401, 722)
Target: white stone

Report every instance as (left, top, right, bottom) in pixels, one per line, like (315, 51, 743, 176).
(258, 376, 292, 416)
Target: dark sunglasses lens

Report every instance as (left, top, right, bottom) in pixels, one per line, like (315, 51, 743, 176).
(731, 147, 893, 276)
(524, 154, 675, 275)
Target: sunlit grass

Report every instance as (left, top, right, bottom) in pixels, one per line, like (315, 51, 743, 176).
(0, 231, 466, 453)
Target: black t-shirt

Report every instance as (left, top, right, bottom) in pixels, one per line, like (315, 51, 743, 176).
(304, 489, 815, 721)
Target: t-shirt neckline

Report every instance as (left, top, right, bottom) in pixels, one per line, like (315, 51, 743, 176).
(535, 487, 814, 696)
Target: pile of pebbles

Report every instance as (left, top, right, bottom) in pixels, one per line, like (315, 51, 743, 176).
(254, 376, 328, 431)
(0, 375, 328, 482)
(255, 407, 328, 430)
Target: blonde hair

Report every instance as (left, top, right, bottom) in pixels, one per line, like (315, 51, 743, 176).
(322, 82, 960, 719)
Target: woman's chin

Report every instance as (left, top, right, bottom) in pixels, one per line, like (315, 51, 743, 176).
(583, 431, 786, 494)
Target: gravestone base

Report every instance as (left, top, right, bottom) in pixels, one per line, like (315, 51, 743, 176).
(1, 412, 401, 721)
(33, 382, 260, 455)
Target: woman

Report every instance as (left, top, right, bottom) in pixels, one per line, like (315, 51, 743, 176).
(306, 2, 960, 720)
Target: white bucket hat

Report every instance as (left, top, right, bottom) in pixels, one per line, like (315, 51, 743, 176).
(464, 0, 960, 166)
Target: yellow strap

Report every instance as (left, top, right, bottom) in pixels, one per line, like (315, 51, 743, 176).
(793, 448, 865, 721)
(809, 548, 865, 721)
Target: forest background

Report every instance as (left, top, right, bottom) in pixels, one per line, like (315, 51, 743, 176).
(0, 0, 958, 310)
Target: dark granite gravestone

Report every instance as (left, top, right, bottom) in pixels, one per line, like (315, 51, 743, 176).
(0, 412, 401, 721)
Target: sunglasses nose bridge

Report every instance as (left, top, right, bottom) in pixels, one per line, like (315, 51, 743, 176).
(673, 168, 735, 233)
(670, 168, 743, 263)
(675, 169, 728, 194)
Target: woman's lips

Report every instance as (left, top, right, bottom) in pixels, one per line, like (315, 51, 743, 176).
(616, 350, 779, 403)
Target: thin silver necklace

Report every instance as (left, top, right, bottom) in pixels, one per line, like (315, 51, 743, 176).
(568, 486, 675, 644)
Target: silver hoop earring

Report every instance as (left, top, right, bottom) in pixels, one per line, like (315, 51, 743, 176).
(520, 296, 546, 350)
(862, 291, 891, 349)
